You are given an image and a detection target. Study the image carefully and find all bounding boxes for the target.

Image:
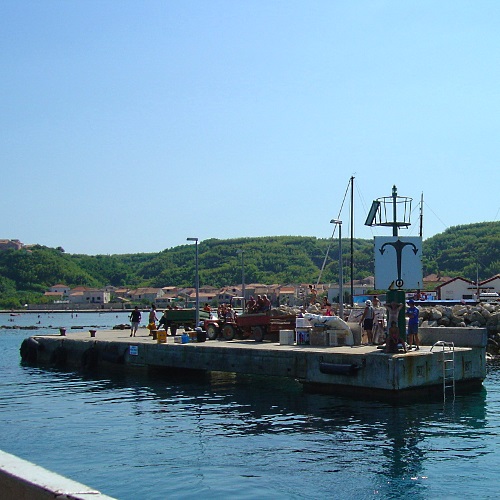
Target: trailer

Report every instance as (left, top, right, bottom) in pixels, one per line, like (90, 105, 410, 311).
(162, 308, 210, 335)
(204, 297, 296, 342)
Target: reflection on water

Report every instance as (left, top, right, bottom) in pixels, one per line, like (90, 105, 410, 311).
(0, 314, 499, 499)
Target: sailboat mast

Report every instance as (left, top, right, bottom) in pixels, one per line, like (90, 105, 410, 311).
(350, 176, 354, 306)
(419, 192, 424, 238)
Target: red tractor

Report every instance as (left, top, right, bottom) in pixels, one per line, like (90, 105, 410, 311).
(204, 297, 296, 342)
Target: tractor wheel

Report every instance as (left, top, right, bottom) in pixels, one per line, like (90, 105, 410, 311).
(252, 326, 266, 342)
(207, 324, 219, 340)
(222, 324, 236, 341)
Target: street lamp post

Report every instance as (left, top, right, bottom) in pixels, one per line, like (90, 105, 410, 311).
(187, 237, 199, 327)
(236, 249, 245, 300)
(330, 219, 344, 319)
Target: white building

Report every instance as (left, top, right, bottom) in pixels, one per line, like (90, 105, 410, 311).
(83, 289, 111, 304)
(436, 277, 475, 301)
(479, 275, 500, 296)
(328, 277, 374, 304)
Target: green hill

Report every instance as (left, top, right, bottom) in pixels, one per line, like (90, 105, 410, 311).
(0, 222, 498, 308)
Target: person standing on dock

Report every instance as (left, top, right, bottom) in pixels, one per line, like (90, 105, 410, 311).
(148, 304, 158, 336)
(309, 285, 318, 305)
(359, 299, 375, 344)
(129, 306, 141, 337)
(406, 299, 420, 350)
(158, 309, 170, 335)
(261, 294, 271, 312)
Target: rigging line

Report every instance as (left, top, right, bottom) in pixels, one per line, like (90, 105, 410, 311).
(316, 227, 337, 286)
(407, 203, 421, 236)
(316, 179, 351, 285)
(355, 180, 378, 237)
(423, 200, 449, 231)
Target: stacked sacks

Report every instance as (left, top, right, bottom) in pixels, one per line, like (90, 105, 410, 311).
(303, 313, 351, 332)
(303, 313, 353, 346)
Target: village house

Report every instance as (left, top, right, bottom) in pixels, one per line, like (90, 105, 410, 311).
(478, 275, 500, 296)
(327, 277, 374, 304)
(68, 286, 88, 304)
(436, 277, 475, 301)
(434, 275, 500, 301)
(196, 291, 218, 306)
(154, 287, 179, 307)
(217, 287, 239, 303)
(422, 274, 453, 290)
(40, 272, 500, 310)
(128, 287, 165, 303)
(243, 284, 280, 304)
(49, 284, 71, 297)
(278, 286, 296, 306)
(83, 288, 111, 304)
(113, 288, 130, 300)
(43, 291, 66, 302)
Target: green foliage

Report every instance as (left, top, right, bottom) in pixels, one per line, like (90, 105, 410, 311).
(0, 222, 498, 307)
(423, 222, 500, 280)
(0, 247, 98, 290)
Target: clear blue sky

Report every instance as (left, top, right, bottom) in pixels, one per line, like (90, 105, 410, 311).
(2, 1, 499, 255)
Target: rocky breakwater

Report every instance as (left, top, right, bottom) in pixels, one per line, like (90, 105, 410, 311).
(419, 302, 500, 355)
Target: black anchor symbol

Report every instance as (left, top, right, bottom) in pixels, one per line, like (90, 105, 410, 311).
(379, 239, 418, 288)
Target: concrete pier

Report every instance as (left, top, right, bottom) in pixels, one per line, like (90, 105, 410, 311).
(20, 327, 487, 398)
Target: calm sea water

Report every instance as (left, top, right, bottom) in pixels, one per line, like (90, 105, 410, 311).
(1, 312, 499, 499)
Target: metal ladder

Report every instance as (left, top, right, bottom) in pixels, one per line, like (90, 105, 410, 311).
(431, 341, 455, 401)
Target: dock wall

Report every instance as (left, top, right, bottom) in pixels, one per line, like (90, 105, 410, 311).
(22, 327, 487, 396)
(419, 326, 487, 347)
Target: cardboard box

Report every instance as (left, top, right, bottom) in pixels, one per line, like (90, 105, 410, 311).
(310, 329, 329, 346)
(327, 330, 338, 346)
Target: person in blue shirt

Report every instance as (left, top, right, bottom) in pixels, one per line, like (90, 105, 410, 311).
(406, 299, 420, 350)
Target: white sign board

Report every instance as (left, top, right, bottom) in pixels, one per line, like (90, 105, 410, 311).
(374, 236, 423, 290)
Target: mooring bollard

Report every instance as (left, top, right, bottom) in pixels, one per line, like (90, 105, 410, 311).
(89, 329, 96, 338)
(59, 328, 66, 336)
